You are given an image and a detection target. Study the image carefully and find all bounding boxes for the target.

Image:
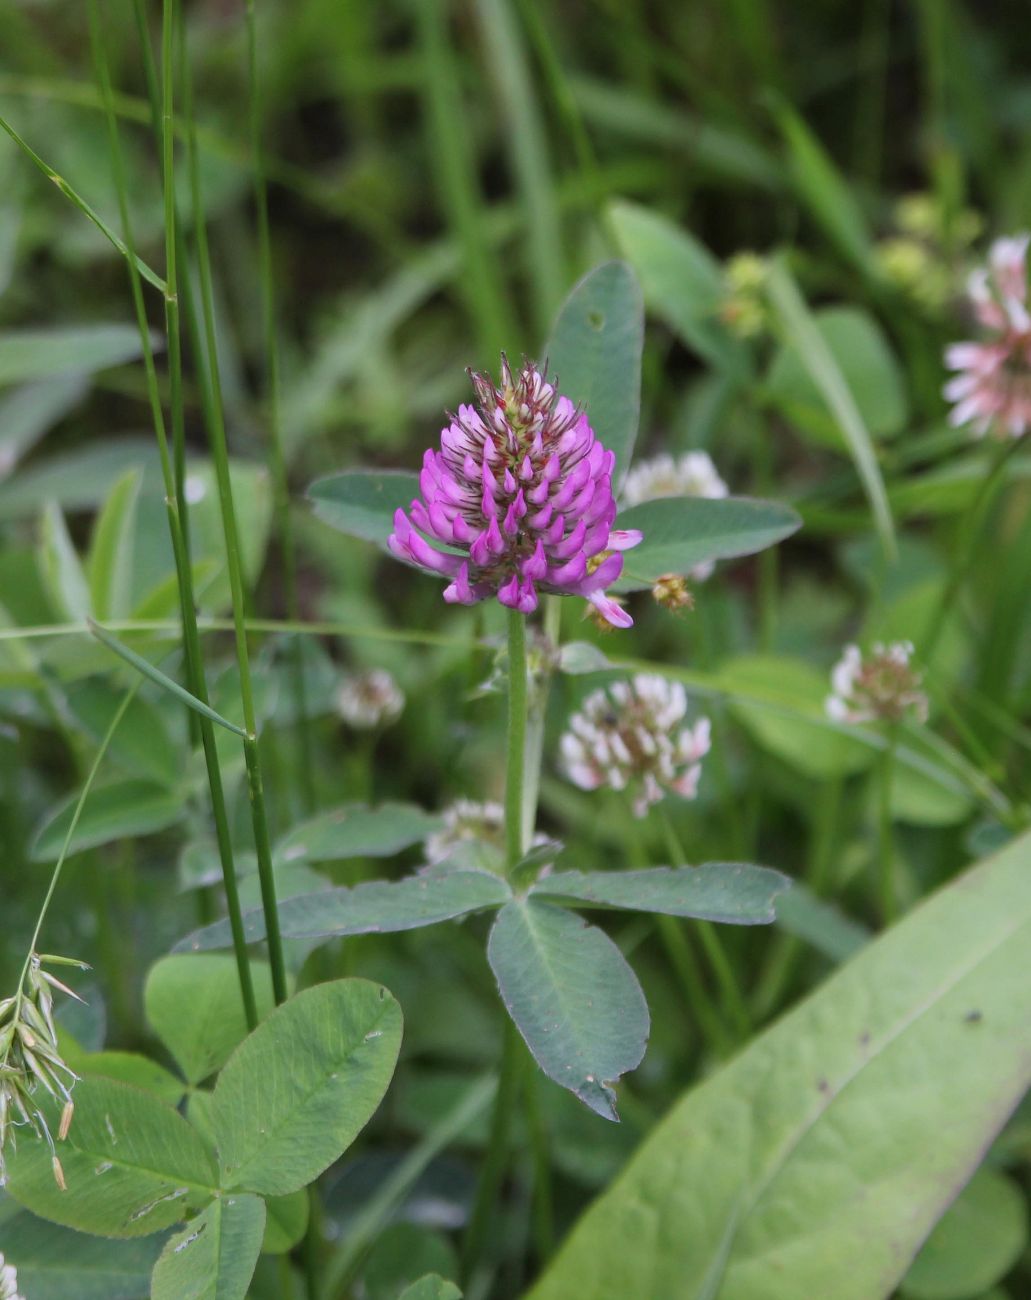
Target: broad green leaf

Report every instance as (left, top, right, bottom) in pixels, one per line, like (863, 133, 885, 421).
(261, 1190, 309, 1255)
(531, 864, 790, 924)
(0, 438, 160, 522)
(0, 376, 86, 482)
(276, 801, 443, 862)
(177, 869, 511, 952)
(5, 1077, 217, 1238)
(151, 1194, 265, 1300)
(526, 830, 1031, 1300)
(307, 470, 420, 546)
(0, 324, 147, 387)
(397, 1276, 463, 1300)
(613, 496, 801, 591)
(766, 260, 896, 560)
(145, 956, 280, 1086)
(901, 1169, 1027, 1300)
(771, 101, 875, 274)
(773, 884, 870, 963)
(544, 260, 644, 486)
(31, 779, 185, 861)
(607, 199, 747, 374)
(487, 899, 649, 1121)
(61, 1048, 187, 1108)
(186, 461, 273, 598)
(766, 307, 908, 443)
(0, 1209, 162, 1299)
(723, 654, 875, 779)
(66, 679, 180, 789)
(40, 500, 90, 620)
(211, 979, 402, 1196)
(362, 1222, 459, 1300)
(88, 469, 142, 620)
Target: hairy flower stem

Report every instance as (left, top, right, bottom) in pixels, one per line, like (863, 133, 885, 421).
(90, 0, 257, 1028)
(464, 610, 553, 1280)
(921, 435, 1023, 663)
(660, 809, 752, 1040)
(505, 610, 530, 871)
(183, 59, 288, 1008)
(876, 726, 899, 925)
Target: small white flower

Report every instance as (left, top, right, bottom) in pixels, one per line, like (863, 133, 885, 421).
(621, 452, 729, 580)
(425, 799, 549, 865)
(335, 668, 405, 729)
(826, 642, 928, 725)
(0, 1250, 24, 1300)
(560, 674, 711, 818)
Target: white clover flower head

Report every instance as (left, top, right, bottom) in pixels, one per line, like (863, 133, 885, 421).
(825, 642, 928, 725)
(425, 799, 549, 865)
(560, 674, 711, 818)
(335, 668, 405, 729)
(945, 233, 1031, 439)
(621, 452, 729, 581)
(0, 1253, 24, 1300)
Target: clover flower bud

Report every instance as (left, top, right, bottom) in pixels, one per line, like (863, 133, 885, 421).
(336, 668, 405, 729)
(560, 674, 711, 818)
(718, 252, 770, 339)
(945, 234, 1031, 438)
(652, 573, 694, 612)
(388, 356, 642, 627)
(425, 798, 550, 867)
(825, 642, 929, 725)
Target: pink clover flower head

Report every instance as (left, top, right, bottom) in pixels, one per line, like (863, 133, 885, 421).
(560, 674, 711, 818)
(944, 233, 1031, 438)
(387, 357, 642, 626)
(825, 642, 928, 726)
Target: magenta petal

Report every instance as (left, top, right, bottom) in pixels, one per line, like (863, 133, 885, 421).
(497, 573, 521, 608)
(522, 539, 547, 580)
(608, 528, 643, 551)
(548, 552, 588, 586)
(516, 577, 539, 614)
(551, 519, 586, 560)
(443, 562, 477, 605)
(581, 552, 623, 593)
(587, 591, 633, 628)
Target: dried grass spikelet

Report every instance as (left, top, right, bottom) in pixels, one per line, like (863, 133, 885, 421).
(0, 953, 87, 1189)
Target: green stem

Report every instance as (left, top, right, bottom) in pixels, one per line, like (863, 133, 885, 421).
(505, 609, 529, 871)
(461, 1018, 523, 1284)
(183, 55, 288, 1007)
(620, 814, 730, 1056)
(659, 808, 751, 1039)
(523, 1063, 555, 1264)
(921, 436, 1023, 663)
(91, 0, 257, 1029)
(244, 0, 315, 814)
(876, 726, 898, 925)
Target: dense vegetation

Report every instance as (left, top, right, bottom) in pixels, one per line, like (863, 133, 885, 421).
(1, 2, 1030, 1298)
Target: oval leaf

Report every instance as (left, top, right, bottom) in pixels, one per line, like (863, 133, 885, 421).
(151, 1194, 266, 1300)
(5, 1077, 217, 1238)
(0, 1210, 163, 1300)
(308, 470, 420, 546)
(526, 829, 1031, 1300)
(31, 779, 185, 861)
(613, 495, 801, 591)
(276, 802, 443, 863)
(607, 199, 747, 374)
(487, 899, 649, 1121)
(531, 863, 791, 924)
(145, 955, 280, 1086)
(211, 979, 402, 1196)
(177, 869, 511, 952)
(544, 261, 643, 486)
